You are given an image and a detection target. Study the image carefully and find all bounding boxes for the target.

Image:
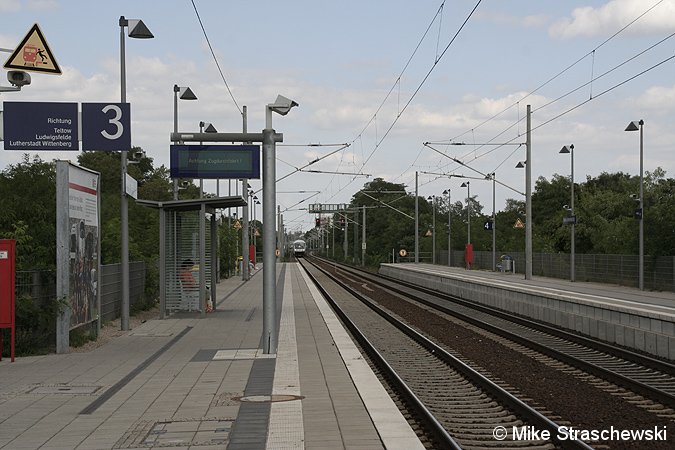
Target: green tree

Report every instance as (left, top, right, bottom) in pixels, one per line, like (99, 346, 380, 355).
(0, 155, 56, 269)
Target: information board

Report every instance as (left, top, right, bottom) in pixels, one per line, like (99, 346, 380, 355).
(3, 101, 78, 150)
(170, 145, 260, 179)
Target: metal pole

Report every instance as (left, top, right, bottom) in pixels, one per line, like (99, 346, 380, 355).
(262, 124, 277, 353)
(570, 146, 575, 282)
(447, 190, 451, 266)
(362, 205, 366, 266)
(242, 106, 249, 281)
(172, 86, 179, 200)
(525, 104, 533, 280)
(467, 183, 471, 245)
(343, 213, 348, 259)
(639, 121, 644, 290)
(119, 19, 130, 331)
(415, 171, 419, 263)
(492, 174, 496, 272)
(432, 197, 436, 264)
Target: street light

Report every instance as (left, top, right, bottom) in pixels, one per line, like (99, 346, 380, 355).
(486, 172, 496, 271)
(263, 95, 298, 354)
(172, 85, 197, 199)
(460, 181, 471, 269)
(427, 196, 436, 264)
(119, 15, 153, 331)
(625, 120, 644, 290)
(443, 189, 451, 266)
(559, 144, 575, 282)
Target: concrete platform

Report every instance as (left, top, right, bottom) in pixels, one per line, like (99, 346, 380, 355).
(0, 263, 422, 450)
(380, 263, 675, 360)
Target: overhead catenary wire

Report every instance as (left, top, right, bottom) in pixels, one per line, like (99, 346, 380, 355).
(441, 0, 668, 146)
(321, 0, 483, 205)
(190, 0, 242, 115)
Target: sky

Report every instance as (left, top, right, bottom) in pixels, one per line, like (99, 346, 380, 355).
(1, 0, 674, 234)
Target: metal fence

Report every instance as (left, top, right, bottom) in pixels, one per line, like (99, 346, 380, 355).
(436, 250, 674, 292)
(15, 261, 146, 323)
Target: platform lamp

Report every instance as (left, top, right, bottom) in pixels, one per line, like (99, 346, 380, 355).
(263, 95, 298, 354)
(625, 120, 644, 290)
(119, 16, 153, 332)
(559, 144, 575, 282)
(171, 85, 197, 199)
(427, 195, 436, 264)
(460, 182, 470, 246)
(442, 189, 452, 266)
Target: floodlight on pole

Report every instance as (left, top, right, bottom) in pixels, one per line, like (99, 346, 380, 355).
(263, 94, 298, 354)
(559, 144, 575, 282)
(172, 85, 197, 199)
(119, 16, 153, 332)
(443, 189, 452, 266)
(625, 119, 644, 290)
(460, 181, 471, 246)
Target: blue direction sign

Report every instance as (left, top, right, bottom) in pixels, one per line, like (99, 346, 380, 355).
(3, 101, 78, 150)
(81, 103, 131, 151)
(170, 145, 261, 179)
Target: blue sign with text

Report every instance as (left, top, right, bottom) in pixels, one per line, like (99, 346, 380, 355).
(170, 145, 260, 179)
(81, 103, 131, 151)
(3, 101, 78, 150)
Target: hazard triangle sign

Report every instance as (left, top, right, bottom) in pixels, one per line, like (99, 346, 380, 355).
(3, 23, 62, 75)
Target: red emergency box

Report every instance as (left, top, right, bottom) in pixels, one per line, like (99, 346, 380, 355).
(0, 239, 16, 362)
(464, 243, 474, 270)
(249, 244, 256, 268)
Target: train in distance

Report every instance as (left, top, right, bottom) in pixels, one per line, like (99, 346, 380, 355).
(293, 239, 306, 258)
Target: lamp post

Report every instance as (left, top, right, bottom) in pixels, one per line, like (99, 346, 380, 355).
(460, 181, 471, 270)
(625, 120, 644, 290)
(443, 189, 451, 266)
(559, 144, 575, 282)
(172, 85, 197, 199)
(460, 182, 470, 245)
(427, 196, 436, 264)
(119, 15, 153, 331)
(263, 95, 298, 354)
(486, 172, 496, 271)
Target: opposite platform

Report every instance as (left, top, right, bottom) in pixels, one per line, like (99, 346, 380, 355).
(381, 262, 675, 360)
(0, 263, 421, 449)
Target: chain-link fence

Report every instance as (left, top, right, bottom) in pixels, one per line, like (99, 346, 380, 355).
(437, 250, 674, 292)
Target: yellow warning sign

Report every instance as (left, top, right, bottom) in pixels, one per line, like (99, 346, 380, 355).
(4, 23, 62, 75)
(233, 220, 242, 230)
(514, 218, 525, 229)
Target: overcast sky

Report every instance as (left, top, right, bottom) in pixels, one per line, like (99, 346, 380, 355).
(1, 0, 674, 233)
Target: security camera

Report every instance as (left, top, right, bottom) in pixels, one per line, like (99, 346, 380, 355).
(562, 204, 569, 210)
(7, 70, 31, 87)
(268, 95, 299, 116)
(133, 149, 145, 160)
(180, 180, 190, 188)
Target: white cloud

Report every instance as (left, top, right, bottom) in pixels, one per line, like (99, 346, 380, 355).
(635, 84, 675, 110)
(550, 0, 675, 39)
(0, 0, 20, 12)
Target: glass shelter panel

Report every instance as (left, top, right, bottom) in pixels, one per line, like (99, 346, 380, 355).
(164, 210, 211, 312)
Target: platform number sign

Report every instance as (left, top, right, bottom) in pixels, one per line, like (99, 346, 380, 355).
(483, 220, 493, 230)
(81, 103, 131, 151)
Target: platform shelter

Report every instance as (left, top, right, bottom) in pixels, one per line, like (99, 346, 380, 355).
(137, 196, 246, 318)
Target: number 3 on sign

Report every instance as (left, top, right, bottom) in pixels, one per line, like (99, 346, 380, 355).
(100, 104, 123, 140)
(81, 103, 131, 151)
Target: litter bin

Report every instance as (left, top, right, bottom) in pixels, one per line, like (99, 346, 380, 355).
(501, 255, 513, 273)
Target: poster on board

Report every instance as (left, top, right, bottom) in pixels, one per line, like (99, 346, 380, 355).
(55, 161, 100, 349)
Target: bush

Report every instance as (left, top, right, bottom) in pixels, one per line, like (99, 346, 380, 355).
(1, 295, 67, 356)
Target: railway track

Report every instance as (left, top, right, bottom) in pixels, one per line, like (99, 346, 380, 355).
(299, 258, 592, 449)
(308, 257, 675, 412)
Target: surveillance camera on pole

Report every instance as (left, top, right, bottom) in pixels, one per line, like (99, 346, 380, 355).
(7, 70, 31, 87)
(1, 70, 31, 92)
